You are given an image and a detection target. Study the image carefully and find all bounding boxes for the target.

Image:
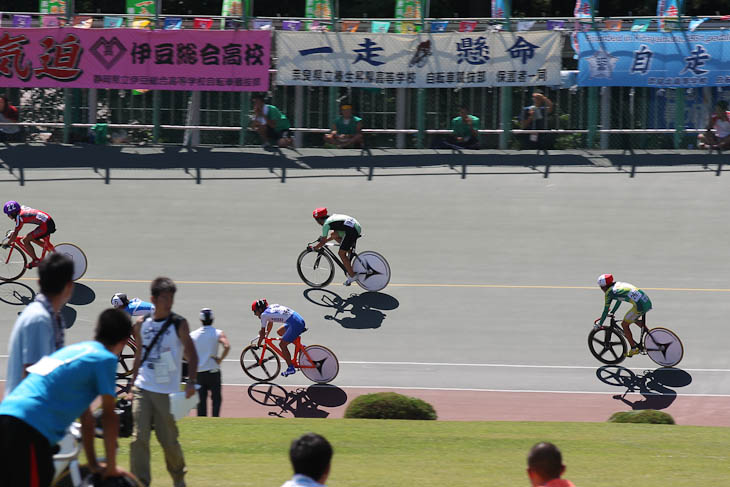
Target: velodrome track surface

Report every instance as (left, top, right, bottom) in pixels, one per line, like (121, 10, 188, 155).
(1, 148, 730, 425)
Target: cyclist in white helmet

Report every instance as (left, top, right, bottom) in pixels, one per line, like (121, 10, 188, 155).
(111, 293, 155, 317)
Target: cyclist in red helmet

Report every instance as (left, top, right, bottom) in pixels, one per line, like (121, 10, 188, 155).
(2, 201, 56, 269)
(311, 207, 363, 286)
(595, 274, 653, 357)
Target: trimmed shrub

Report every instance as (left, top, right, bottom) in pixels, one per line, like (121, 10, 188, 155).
(344, 392, 437, 420)
(608, 410, 675, 425)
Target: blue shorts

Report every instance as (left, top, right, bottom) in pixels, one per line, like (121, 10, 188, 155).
(281, 313, 306, 343)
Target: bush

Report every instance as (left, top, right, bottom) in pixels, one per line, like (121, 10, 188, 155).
(344, 392, 437, 420)
(608, 410, 675, 425)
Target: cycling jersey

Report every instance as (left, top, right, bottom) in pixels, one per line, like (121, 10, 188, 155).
(321, 214, 361, 239)
(260, 304, 306, 344)
(598, 281, 652, 326)
(14, 206, 51, 230)
(122, 298, 155, 317)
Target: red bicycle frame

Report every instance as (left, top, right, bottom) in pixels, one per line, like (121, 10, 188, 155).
(258, 336, 317, 370)
(4, 234, 55, 264)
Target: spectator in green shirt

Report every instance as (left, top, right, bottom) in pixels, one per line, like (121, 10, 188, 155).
(251, 93, 293, 149)
(324, 103, 364, 148)
(432, 106, 480, 149)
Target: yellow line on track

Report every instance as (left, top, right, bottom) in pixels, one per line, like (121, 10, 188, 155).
(17, 277, 730, 292)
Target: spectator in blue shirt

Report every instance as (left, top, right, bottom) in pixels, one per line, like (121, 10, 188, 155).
(0, 308, 133, 487)
(281, 433, 333, 487)
(3, 252, 74, 397)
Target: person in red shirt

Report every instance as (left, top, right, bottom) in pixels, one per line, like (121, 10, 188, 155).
(527, 442, 576, 487)
(2, 201, 57, 269)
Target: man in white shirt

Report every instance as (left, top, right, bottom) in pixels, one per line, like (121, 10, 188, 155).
(189, 308, 230, 417)
(281, 433, 333, 487)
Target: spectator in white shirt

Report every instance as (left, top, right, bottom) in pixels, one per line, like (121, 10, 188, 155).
(189, 308, 230, 417)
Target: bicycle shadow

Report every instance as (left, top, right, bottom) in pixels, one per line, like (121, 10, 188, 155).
(68, 283, 96, 306)
(596, 365, 693, 410)
(0, 281, 36, 306)
(303, 288, 399, 329)
(247, 382, 348, 418)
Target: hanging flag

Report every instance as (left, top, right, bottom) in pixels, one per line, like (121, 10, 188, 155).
(305, 0, 332, 31)
(341, 20, 360, 32)
(131, 18, 151, 29)
(657, 0, 681, 32)
(395, 0, 422, 34)
(604, 19, 622, 30)
(194, 17, 213, 29)
(103, 16, 124, 28)
(221, 0, 244, 17)
(73, 16, 93, 28)
(574, 0, 597, 18)
(492, 0, 507, 18)
(459, 20, 477, 32)
(282, 20, 302, 31)
(42, 15, 61, 27)
(126, 0, 155, 16)
(13, 15, 33, 28)
(630, 19, 651, 31)
(429, 20, 448, 32)
(688, 17, 708, 31)
(39, 0, 66, 15)
(546, 20, 565, 30)
(253, 19, 272, 30)
(371, 21, 391, 33)
(517, 20, 535, 31)
(164, 17, 182, 30)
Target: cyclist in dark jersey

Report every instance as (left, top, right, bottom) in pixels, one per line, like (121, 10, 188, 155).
(311, 207, 362, 286)
(2, 200, 56, 269)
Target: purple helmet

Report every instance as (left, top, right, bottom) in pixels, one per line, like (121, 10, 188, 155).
(3, 201, 19, 216)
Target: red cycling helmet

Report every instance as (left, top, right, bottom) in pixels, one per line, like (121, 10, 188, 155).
(597, 274, 614, 287)
(312, 207, 328, 219)
(252, 299, 268, 313)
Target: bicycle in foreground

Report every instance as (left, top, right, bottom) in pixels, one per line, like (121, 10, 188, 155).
(588, 315, 684, 367)
(240, 330, 339, 384)
(0, 230, 87, 281)
(297, 240, 391, 292)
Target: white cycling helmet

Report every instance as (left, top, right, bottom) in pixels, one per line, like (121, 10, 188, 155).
(200, 308, 214, 323)
(111, 293, 129, 308)
(597, 274, 614, 287)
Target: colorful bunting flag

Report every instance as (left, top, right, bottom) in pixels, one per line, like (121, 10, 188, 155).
(13, 14, 33, 28)
(282, 20, 302, 31)
(164, 17, 182, 30)
(253, 19, 272, 30)
(371, 21, 391, 33)
(459, 20, 477, 32)
(193, 17, 213, 29)
(517, 20, 535, 31)
(604, 19, 622, 31)
(688, 17, 708, 31)
(342, 20, 360, 32)
(630, 19, 650, 31)
(103, 16, 124, 28)
(429, 20, 448, 32)
(131, 17, 151, 29)
(546, 20, 565, 30)
(42, 15, 61, 27)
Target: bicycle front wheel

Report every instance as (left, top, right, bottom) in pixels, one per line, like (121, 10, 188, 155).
(297, 249, 335, 288)
(240, 345, 281, 382)
(299, 345, 339, 384)
(353, 250, 391, 292)
(53, 243, 87, 281)
(588, 326, 628, 365)
(0, 246, 27, 281)
(644, 327, 684, 367)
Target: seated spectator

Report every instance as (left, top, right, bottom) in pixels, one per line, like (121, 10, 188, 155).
(527, 442, 576, 487)
(519, 90, 554, 150)
(698, 100, 730, 150)
(250, 93, 293, 149)
(324, 103, 364, 148)
(0, 94, 21, 142)
(281, 433, 333, 487)
(432, 105, 480, 149)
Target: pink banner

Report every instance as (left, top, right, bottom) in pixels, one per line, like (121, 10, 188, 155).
(0, 28, 271, 91)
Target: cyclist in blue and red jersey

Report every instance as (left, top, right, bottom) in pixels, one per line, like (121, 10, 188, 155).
(2, 201, 56, 269)
(252, 299, 307, 378)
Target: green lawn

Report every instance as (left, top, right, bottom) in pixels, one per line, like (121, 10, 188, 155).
(113, 418, 730, 486)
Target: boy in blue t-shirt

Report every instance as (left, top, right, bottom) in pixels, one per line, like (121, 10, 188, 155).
(0, 309, 133, 487)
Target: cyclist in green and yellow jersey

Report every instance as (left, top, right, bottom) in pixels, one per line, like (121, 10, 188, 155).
(595, 274, 653, 357)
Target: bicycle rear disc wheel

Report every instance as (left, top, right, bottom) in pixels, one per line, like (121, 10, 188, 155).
(588, 326, 628, 365)
(240, 345, 281, 382)
(297, 249, 335, 288)
(0, 246, 27, 281)
(54, 243, 87, 281)
(644, 327, 684, 367)
(352, 251, 391, 292)
(299, 345, 339, 384)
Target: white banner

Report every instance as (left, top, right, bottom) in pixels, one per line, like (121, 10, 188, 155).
(275, 32, 562, 87)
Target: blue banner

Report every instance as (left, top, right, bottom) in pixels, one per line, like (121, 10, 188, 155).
(577, 31, 730, 87)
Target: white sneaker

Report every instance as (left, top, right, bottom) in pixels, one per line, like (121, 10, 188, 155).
(344, 275, 358, 286)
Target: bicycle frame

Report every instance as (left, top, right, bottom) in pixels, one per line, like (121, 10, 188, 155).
(4, 234, 55, 264)
(257, 336, 317, 370)
(315, 244, 356, 275)
(608, 316, 649, 349)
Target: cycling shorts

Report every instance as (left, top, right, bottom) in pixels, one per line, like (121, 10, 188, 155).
(28, 218, 56, 240)
(623, 304, 648, 324)
(266, 126, 291, 141)
(281, 314, 306, 343)
(339, 228, 360, 252)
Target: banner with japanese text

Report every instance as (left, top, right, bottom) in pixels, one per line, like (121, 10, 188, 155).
(40, 0, 66, 15)
(276, 32, 561, 87)
(0, 28, 271, 91)
(577, 31, 730, 87)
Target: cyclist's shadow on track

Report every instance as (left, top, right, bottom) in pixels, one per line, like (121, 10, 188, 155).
(247, 382, 348, 418)
(596, 365, 692, 410)
(303, 288, 399, 329)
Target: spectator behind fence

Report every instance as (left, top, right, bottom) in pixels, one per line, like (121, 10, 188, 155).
(251, 93, 293, 149)
(0, 309, 133, 487)
(519, 90, 555, 150)
(282, 433, 333, 487)
(129, 277, 198, 487)
(0, 94, 21, 142)
(527, 442, 576, 487)
(432, 105, 481, 149)
(189, 307, 230, 417)
(4, 253, 74, 397)
(697, 100, 730, 150)
(324, 103, 364, 148)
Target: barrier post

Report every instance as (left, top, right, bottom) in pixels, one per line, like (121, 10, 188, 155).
(152, 0, 161, 143)
(498, 3, 512, 149)
(415, 0, 429, 148)
(62, 0, 75, 144)
(239, 0, 251, 146)
(328, 0, 339, 128)
(587, 87, 598, 148)
(674, 89, 685, 149)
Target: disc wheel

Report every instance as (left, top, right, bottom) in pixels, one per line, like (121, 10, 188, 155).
(298, 345, 339, 384)
(53, 243, 87, 281)
(352, 251, 391, 292)
(0, 246, 27, 281)
(588, 326, 628, 365)
(297, 249, 335, 288)
(644, 327, 684, 367)
(240, 345, 281, 382)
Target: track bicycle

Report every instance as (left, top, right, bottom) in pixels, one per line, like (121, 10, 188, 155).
(588, 315, 684, 367)
(297, 240, 391, 292)
(239, 330, 339, 384)
(0, 230, 87, 282)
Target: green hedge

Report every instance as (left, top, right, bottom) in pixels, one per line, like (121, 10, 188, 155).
(608, 410, 675, 425)
(344, 392, 437, 420)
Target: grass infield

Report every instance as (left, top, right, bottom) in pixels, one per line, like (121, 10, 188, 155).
(114, 418, 730, 486)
